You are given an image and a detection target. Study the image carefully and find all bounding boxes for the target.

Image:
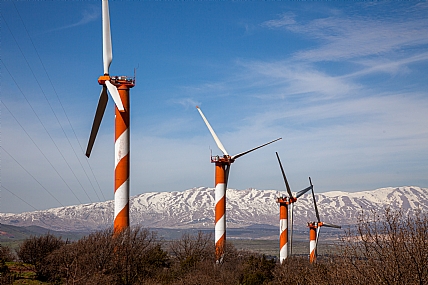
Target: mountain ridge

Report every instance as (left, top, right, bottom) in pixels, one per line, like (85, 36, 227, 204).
(1, 186, 426, 232)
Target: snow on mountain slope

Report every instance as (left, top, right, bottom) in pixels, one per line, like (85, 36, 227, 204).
(0, 186, 426, 232)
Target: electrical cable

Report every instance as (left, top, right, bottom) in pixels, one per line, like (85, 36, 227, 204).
(1, 99, 82, 204)
(13, 3, 106, 201)
(2, 14, 94, 203)
(1, 146, 64, 207)
(1, 185, 38, 212)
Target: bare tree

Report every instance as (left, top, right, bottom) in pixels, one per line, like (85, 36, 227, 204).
(341, 208, 428, 285)
(169, 231, 214, 270)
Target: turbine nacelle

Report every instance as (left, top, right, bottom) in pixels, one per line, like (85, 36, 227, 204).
(98, 75, 135, 86)
(308, 221, 340, 228)
(276, 196, 297, 204)
(210, 154, 234, 164)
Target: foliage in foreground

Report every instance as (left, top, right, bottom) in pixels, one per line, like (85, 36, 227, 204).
(3, 208, 427, 284)
(0, 245, 15, 285)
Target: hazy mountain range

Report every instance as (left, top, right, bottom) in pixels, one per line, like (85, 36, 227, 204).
(0, 186, 426, 232)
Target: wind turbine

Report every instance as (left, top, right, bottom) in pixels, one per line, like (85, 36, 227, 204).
(196, 106, 281, 263)
(307, 177, 341, 263)
(275, 152, 312, 263)
(86, 0, 135, 233)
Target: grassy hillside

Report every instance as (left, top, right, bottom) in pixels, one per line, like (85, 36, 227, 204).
(0, 223, 88, 249)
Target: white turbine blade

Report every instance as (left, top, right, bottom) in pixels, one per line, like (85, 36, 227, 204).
(315, 226, 321, 257)
(105, 80, 124, 111)
(196, 106, 228, 155)
(231, 138, 281, 160)
(102, 0, 113, 74)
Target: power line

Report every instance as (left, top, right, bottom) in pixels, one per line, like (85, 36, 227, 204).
(12, 3, 106, 201)
(1, 185, 38, 212)
(1, 146, 64, 207)
(1, 99, 82, 204)
(2, 14, 94, 203)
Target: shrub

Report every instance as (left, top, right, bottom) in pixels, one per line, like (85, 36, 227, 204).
(16, 233, 64, 281)
(0, 245, 15, 262)
(240, 254, 276, 285)
(44, 226, 169, 284)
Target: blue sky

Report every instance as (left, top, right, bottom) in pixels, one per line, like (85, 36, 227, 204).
(1, 1, 427, 214)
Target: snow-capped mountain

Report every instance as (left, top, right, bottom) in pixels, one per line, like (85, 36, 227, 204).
(0, 186, 426, 232)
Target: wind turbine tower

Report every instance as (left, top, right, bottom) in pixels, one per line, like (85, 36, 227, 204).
(86, 0, 135, 233)
(275, 152, 312, 263)
(197, 106, 281, 262)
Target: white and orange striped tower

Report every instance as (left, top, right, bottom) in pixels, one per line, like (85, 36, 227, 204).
(197, 106, 281, 263)
(213, 157, 230, 262)
(277, 197, 289, 263)
(275, 152, 313, 262)
(308, 222, 318, 263)
(113, 78, 134, 232)
(86, 0, 135, 233)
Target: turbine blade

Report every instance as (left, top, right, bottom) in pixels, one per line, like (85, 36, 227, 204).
(105, 80, 124, 111)
(295, 185, 312, 198)
(275, 152, 293, 198)
(315, 226, 321, 257)
(231, 138, 282, 160)
(86, 86, 109, 157)
(310, 177, 321, 223)
(225, 164, 231, 189)
(102, 0, 113, 75)
(322, 223, 341, 229)
(196, 106, 228, 155)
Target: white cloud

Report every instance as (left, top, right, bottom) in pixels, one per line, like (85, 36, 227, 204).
(261, 12, 296, 28)
(345, 52, 428, 78)
(43, 6, 99, 33)
(261, 5, 428, 62)
(169, 97, 200, 110)
(237, 60, 359, 99)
